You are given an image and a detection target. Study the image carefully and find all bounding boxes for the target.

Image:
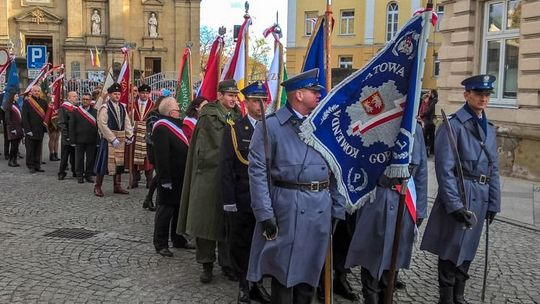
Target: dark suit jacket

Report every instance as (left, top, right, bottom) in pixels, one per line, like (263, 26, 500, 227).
(152, 117, 189, 206)
(220, 116, 255, 213)
(69, 106, 99, 145)
(21, 96, 48, 140)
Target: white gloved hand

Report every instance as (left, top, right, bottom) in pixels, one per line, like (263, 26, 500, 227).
(26, 131, 33, 136)
(223, 204, 238, 212)
(125, 137, 133, 145)
(161, 183, 172, 189)
(10, 130, 17, 134)
(112, 138, 120, 148)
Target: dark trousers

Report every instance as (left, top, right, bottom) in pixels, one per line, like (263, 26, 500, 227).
(59, 144, 75, 174)
(228, 211, 256, 282)
(438, 258, 471, 288)
(9, 139, 21, 159)
(25, 137, 43, 170)
(360, 268, 393, 304)
(153, 204, 187, 249)
(2, 121, 8, 155)
(271, 277, 314, 304)
(424, 122, 435, 155)
(75, 144, 96, 177)
(195, 237, 230, 267)
(333, 212, 356, 275)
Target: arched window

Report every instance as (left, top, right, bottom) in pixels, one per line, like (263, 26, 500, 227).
(386, 2, 399, 42)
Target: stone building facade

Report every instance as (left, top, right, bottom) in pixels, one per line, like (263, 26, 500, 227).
(438, 0, 539, 180)
(0, 0, 201, 82)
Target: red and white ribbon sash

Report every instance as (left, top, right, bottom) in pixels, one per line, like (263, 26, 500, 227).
(11, 105, 21, 121)
(153, 119, 189, 146)
(61, 101, 76, 112)
(76, 106, 97, 126)
(183, 116, 197, 131)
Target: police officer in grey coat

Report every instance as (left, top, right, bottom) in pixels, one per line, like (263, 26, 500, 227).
(345, 122, 428, 303)
(247, 68, 346, 304)
(420, 74, 501, 304)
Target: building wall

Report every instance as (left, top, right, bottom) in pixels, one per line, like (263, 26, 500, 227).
(287, 0, 441, 90)
(0, 0, 200, 82)
(437, 0, 540, 181)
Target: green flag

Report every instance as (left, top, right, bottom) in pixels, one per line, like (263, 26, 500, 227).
(176, 48, 192, 117)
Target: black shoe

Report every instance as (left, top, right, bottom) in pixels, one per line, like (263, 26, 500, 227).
(41, 161, 46, 165)
(58, 172, 66, 180)
(49, 154, 54, 161)
(29, 168, 37, 174)
(250, 282, 271, 304)
(172, 240, 195, 249)
(334, 274, 360, 301)
(36, 168, 45, 172)
(200, 263, 213, 283)
(8, 158, 20, 167)
(395, 278, 406, 290)
(222, 266, 239, 282)
(156, 248, 173, 257)
(77, 176, 84, 183)
(238, 288, 251, 304)
(85, 176, 95, 183)
(53, 153, 60, 161)
(4, 154, 9, 160)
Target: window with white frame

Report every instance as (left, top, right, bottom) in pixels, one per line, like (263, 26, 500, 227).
(433, 53, 440, 77)
(340, 10, 355, 35)
(386, 2, 399, 42)
(339, 56, 353, 69)
(482, 0, 521, 106)
(305, 11, 318, 36)
(436, 5, 444, 31)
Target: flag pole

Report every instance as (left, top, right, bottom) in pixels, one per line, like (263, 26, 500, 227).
(127, 47, 135, 189)
(217, 26, 226, 99)
(244, 1, 250, 84)
(384, 2, 433, 303)
(323, 1, 333, 303)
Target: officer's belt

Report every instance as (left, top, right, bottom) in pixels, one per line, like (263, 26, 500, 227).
(462, 172, 490, 185)
(274, 180, 330, 192)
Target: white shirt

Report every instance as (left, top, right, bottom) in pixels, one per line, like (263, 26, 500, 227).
(247, 114, 258, 128)
(291, 107, 308, 120)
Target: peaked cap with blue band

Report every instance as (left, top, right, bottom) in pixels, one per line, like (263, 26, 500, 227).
(281, 68, 325, 92)
(241, 81, 267, 98)
(461, 74, 496, 91)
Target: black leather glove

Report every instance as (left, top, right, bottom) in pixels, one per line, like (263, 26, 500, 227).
(416, 218, 424, 228)
(261, 217, 278, 240)
(451, 208, 474, 227)
(486, 211, 497, 225)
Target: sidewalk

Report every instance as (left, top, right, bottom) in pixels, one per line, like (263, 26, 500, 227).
(427, 159, 540, 229)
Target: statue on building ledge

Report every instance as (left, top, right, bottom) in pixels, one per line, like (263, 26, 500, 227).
(91, 9, 101, 35)
(148, 12, 158, 38)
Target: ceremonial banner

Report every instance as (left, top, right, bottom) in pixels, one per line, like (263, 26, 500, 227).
(23, 63, 50, 94)
(220, 16, 252, 103)
(302, 16, 329, 98)
(300, 11, 431, 211)
(198, 36, 224, 101)
(44, 72, 64, 126)
(1, 59, 19, 111)
(263, 24, 285, 114)
(117, 52, 130, 105)
(176, 47, 193, 116)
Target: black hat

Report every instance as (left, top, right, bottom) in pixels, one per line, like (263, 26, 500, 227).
(138, 84, 151, 93)
(107, 83, 122, 94)
(218, 79, 240, 93)
(241, 81, 268, 99)
(281, 68, 325, 92)
(461, 74, 496, 91)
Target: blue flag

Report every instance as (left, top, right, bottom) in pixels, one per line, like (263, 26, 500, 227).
(301, 13, 430, 211)
(1, 60, 19, 111)
(302, 16, 327, 98)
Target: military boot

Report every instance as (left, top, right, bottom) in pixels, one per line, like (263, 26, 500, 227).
(94, 175, 104, 197)
(113, 174, 129, 194)
(200, 263, 213, 283)
(454, 280, 469, 304)
(438, 287, 454, 304)
(361, 288, 379, 304)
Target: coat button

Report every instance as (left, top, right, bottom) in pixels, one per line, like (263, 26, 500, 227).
(321, 167, 326, 170)
(301, 209, 305, 214)
(390, 206, 394, 210)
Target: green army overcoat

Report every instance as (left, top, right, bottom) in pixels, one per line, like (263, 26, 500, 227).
(177, 102, 241, 241)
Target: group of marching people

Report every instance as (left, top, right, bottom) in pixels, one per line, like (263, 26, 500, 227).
(0, 69, 501, 304)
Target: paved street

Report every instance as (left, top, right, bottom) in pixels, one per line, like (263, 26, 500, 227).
(0, 140, 539, 303)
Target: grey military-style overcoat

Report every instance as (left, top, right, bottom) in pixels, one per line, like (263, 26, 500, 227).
(246, 106, 346, 288)
(420, 105, 501, 266)
(345, 123, 428, 279)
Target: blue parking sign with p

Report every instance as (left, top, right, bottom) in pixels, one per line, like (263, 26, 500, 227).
(27, 45, 47, 69)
